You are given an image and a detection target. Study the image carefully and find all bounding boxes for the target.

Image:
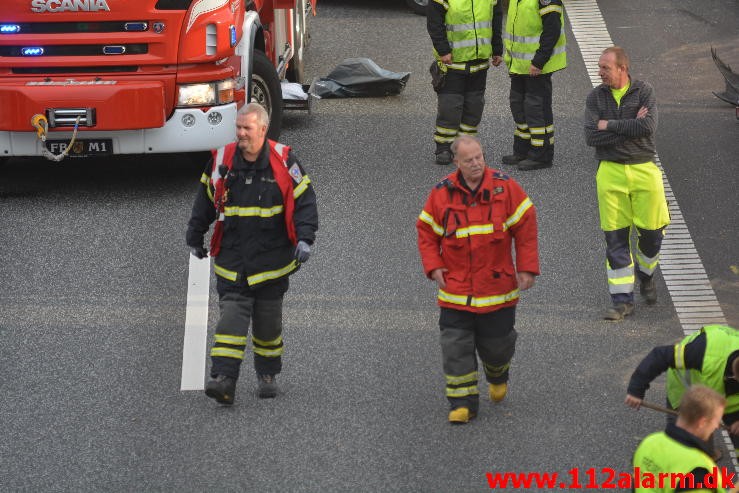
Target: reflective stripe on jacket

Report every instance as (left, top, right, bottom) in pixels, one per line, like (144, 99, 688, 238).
(503, 0, 566, 74)
(202, 141, 316, 287)
(666, 325, 739, 413)
(441, 0, 496, 62)
(632, 430, 717, 493)
(417, 168, 539, 314)
(210, 140, 298, 258)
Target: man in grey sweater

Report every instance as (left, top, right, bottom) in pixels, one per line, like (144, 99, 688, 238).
(584, 46, 670, 321)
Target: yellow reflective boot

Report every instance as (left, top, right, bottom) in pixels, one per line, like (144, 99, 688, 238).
(448, 407, 475, 424)
(489, 383, 507, 403)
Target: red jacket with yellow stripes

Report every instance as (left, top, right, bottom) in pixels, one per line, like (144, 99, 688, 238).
(417, 168, 539, 313)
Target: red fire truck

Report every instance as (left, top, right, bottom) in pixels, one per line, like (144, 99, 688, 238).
(0, 0, 314, 162)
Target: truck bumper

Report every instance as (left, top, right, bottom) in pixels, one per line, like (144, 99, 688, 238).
(0, 103, 237, 158)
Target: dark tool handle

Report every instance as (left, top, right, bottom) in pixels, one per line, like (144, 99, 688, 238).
(640, 400, 729, 430)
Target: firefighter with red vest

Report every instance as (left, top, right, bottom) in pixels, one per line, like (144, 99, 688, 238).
(417, 135, 539, 424)
(186, 103, 318, 405)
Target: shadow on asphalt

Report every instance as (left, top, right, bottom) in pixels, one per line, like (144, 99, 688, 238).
(0, 152, 206, 198)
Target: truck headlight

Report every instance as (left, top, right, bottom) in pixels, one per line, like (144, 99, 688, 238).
(177, 79, 235, 107)
(217, 79, 235, 105)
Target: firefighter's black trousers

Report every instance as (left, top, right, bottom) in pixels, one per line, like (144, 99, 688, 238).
(210, 277, 289, 379)
(509, 73, 554, 163)
(434, 67, 488, 152)
(439, 306, 517, 413)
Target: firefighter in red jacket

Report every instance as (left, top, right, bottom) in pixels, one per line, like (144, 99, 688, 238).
(417, 135, 539, 424)
(186, 103, 318, 405)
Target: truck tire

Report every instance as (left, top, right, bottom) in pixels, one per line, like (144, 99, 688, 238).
(405, 0, 428, 15)
(251, 49, 283, 140)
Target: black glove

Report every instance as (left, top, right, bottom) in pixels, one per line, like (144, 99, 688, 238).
(294, 240, 311, 263)
(190, 246, 208, 259)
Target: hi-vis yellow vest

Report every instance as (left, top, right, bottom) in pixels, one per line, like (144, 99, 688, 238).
(667, 325, 739, 413)
(503, 0, 566, 74)
(436, 0, 496, 63)
(633, 431, 717, 493)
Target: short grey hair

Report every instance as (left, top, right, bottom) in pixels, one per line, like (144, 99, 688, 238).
(450, 135, 482, 156)
(237, 102, 270, 128)
(602, 46, 630, 72)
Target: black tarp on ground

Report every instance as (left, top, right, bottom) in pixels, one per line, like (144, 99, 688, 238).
(311, 58, 411, 98)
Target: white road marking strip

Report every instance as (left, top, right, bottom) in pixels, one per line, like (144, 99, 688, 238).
(660, 262, 708, 266)
(180, 254, 211, 391)
(675, 309, 725, 315)
(661, 264, 706, 270)
(674, 299, 722, 304)
(674, 302, 722, 307)
(670, 278, 711, 287)
(563, 0, 737, 469)
(672, 293, 716, 300)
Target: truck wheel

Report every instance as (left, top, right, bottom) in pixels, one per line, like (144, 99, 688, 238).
(405, 0, 428, 15)
(251, 49, 283, 140)
(286, 0, 309, 83)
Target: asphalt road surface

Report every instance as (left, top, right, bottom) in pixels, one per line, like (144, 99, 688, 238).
(1, 0, 737, 491)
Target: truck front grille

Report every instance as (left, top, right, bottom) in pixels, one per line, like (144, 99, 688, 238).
(13, 66, 138, 74)
(0, 44, 148, 57)
(47, 108, 96, 128)
(3, 21, 150, 34)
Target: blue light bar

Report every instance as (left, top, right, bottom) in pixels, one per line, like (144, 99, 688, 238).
(1, 24, 21, 34)
(230, 25, 237, 47)
(21, 47, 44, 56)
(103, 45, 126, 55)
(124, 22, 148, 32)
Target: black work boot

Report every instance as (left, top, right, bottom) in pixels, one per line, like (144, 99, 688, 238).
(435, 149, 452, 165)
(501, 154, 525, 166)
(517, 158, 552, 171)
(604, 303, 634, 321)
(640, 277, 657, 305)
(257, 374, 278, 398)
(205, 374, 236, 405)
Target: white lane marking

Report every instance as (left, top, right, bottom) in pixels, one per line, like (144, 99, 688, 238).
(180, 254, 211, 391)
(563, 0, 735, 469)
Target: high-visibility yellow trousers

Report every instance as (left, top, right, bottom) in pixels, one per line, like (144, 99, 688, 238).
(596, 161, 670, 303)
